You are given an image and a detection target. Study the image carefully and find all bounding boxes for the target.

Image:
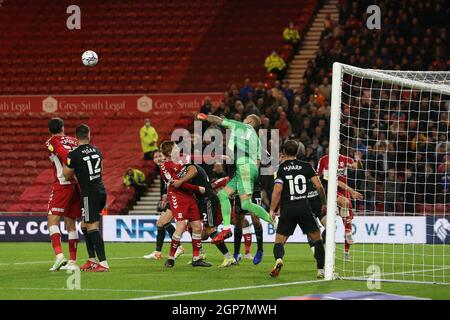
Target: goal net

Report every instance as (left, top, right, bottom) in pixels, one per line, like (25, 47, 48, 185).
(324, 63, 450, 284)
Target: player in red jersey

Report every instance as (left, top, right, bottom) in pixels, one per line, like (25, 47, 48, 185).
(159, 141, 212, 268)
(45, 118, 81, 271)
(317, 151, 363, 261)
(143, 151, 185, 260)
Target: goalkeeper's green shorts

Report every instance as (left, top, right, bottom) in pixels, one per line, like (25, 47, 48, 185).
(226, 161, 258, 195)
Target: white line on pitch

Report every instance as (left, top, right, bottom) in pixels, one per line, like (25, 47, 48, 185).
(0, 256, 143, 267)
(0, 287, 181, 294)
(341, 266, 450, 279)
(129, 279, 329, 300)
(381, 266, 450, 278)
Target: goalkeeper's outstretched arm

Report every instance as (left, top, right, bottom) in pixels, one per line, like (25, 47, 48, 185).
(197, 113, 224, 126)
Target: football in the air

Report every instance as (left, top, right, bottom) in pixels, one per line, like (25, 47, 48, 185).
(81, 50, 98, 67)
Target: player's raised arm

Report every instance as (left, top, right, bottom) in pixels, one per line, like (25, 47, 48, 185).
(172, 165, 198, 188)
(172, 165, 199, 191)
(197, 113, 224, 126)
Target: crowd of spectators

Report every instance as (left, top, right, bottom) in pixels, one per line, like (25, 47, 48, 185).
(199, 0, 450, 214)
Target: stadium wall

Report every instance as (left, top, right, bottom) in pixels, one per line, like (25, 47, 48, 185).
(0, 93, 223, 114)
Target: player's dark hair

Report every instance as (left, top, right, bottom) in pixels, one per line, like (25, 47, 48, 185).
(48, 117, 64, 134)
(160, 140, 175, 157)
(282, 140, 299, 157)
(75, 124, 90, 140)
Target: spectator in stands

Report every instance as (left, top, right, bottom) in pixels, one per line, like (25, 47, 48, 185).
(384, 169, 398, 214)
(123, 168, 147, 201)
(282, 80, 295, 107)
(283, 22, 301, 54)
(323, 13, 335, 32)
(254, 81, 267, 101)
(310, 136, 324, 160)
(438, 160, 450, 203)
(256, 98, 265, 114)
(274, 112, 292, 141)
(140, 119, 159, 160)
(361, 170, 376, 211)
(290, 104, 304, 135)
(398, 168, 417, 213)
(264, 51, 286, 80)
(260, 115, 272, 131)
(416, 164, 438, 204)
(244, 100, 260, 117)
(200, 96, 213, 114)
(317, 77, 331, 102)
(234, 100, 245, 119)
(239, 78, 254, 102)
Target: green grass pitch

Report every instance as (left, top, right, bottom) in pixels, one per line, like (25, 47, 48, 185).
(0, 242, 448, 300)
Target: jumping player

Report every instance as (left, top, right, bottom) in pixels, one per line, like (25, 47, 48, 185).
(269, 140, 327, 278)
(159, 141, 211, 268)
(233, 149, 272, 265)
(317, 151, 363, 261)
(173, 163, 235, 268)
(197, 113, 276, 243)
(143, 151, 185, 260)
(45, 117, 81, 271)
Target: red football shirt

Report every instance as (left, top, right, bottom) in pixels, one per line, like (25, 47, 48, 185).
(46, 135, 78, 186)
(317, 154, 355, 189)
(159, 159, 200, 197)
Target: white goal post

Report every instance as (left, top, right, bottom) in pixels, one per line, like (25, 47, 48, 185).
(324, 62, 450, 284)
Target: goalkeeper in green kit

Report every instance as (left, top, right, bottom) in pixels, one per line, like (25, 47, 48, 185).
(197, 113, 277, 243)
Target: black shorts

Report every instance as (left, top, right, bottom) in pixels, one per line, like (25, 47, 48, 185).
(277, 203, 319, 236)
(234, 191, 262, 215)
(81, 192, 107, 223)
(308, 196, 324, 220)
(197, 193, 219, 227)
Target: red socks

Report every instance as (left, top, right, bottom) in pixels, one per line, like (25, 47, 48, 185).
(244, 233, 252, 254)
(192, 233, 202, 259)
(169, 235, 181, 259)
(49, 225, 63, 255)
(50, 233, 63, 255)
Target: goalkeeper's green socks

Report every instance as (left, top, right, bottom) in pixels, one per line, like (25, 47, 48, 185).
(240, 198, 271, 223)
(218, 191, 272, 226)
(218, 189, 232, 228)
